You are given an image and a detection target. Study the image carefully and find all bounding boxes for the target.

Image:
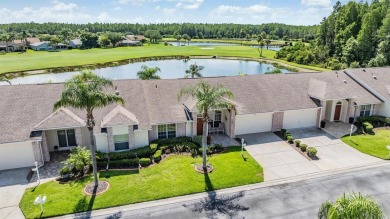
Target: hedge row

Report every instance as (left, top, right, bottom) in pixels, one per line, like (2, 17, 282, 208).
(357, 116, 390, 125)
(362, 122, 374, 134)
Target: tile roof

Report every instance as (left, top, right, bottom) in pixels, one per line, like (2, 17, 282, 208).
(33, 108, 85, 130)
(0, 68, 384, 143)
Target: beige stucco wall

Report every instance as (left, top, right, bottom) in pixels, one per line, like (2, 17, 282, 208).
(272, 112, 284, 131)
(95, 133, 109, 153)
(134, 130, 149, 148)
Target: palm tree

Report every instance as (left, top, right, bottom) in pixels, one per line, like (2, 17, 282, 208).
(178, 81, 234, 170)
(54, 70, 124, 187)
(265, 39, 271, 50)
(257, 35, 264, 57)
(318, 192, 385, 219)
(137, 65, 161, 80)
(21, 30, 28, 52)
(185, 63, 204, 78)
(175, 34, 182, 46)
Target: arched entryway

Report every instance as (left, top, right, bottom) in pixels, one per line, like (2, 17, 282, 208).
(334, 101, 342, 121)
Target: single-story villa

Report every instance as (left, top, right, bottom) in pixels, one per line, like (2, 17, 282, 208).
(119, 40, 142, 47)
(0, 67, 389, 170)
(125, 35, 145, 41)
(30, 41, 68, 51)
(14, 37, 41, 46)
(69, 39, 82, 48)
(0, 41, 24, 52)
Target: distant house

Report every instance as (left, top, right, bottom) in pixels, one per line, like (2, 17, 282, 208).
(125, 35, 145, 41)
(0, 41, 24, 52)
(69, 39, 82, 48)
(119, 40, 142, 47)
(30, 41, 68, 51)
(14, 37, 41, 46)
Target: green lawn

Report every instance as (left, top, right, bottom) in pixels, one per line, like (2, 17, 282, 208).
(341, 130, 390, 160)
(0, 44, 326, 75)
(20, 147, 263, 219)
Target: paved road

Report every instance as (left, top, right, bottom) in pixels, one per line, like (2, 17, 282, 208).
(89, 163, 390, 219)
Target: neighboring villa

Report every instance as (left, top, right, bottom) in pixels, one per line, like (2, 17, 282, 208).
(30, 41, 68, 51)
(0, 41, 24, 52)
(119, 39, 143, 47)
(14, 37, 41, 46)
(69, 39, 82, 48)
(0, 68, 389, 170)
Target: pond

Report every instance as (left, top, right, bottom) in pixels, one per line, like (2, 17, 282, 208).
(169, 42, 282, 51)
(3, 59, 289, 85)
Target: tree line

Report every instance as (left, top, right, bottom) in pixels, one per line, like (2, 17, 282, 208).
(276, 0, 390, 70)
(0, 22, 318, 41)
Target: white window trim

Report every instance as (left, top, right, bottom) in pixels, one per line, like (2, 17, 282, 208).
(157, 124, 177, 139)
(360, 104, 372, 117)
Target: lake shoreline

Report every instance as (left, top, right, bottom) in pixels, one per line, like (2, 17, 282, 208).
(3, 55, 306, 81)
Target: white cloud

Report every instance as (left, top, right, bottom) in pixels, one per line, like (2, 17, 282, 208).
(0, 1, 92, 23)
(113, 6, 122, 10)
(0, 1, 143, 24)
(116, 0, 160, 5)
(210, 3, 330, 25)
(169, 0, 204, 10)
(301, 0, 331, 7)
(162, 8, 176, 15)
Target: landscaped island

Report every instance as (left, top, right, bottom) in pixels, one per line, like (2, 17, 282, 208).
(20, 147, 263, 219)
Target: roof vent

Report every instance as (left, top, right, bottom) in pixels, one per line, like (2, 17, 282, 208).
(343, 80, 347, 83)
(363, 69, 366, 72)
(156, 84, 158, 88)
(373, 75, 377, 80)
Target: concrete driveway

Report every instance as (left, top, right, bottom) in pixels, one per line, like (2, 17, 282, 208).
(239, 129, 382, 182)
(289, 128, 381, 170)
(0, 168, 31, 219)
(238, 132, 321, 181)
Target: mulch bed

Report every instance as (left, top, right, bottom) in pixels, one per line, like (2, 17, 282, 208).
(194, 164, 214, 174)
(83, 181, 110, 196)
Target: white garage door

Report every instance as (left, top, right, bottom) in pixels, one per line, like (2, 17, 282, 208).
(283, 109, 318, 129)
(0, 141, 35, 170)
(235, 113, 273, 135)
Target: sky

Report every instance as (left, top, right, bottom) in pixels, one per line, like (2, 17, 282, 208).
(0, 0, 351, 25)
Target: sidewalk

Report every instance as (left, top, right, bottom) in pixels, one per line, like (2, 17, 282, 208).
(52, 161, 388, 219)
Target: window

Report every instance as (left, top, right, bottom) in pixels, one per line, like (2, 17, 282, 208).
(114, 134, 129, 151)
(360, 105, 371, 117)
(214, 110, 222, 127)
(57, 129, 77, 148)
(158, 124, 176, 139)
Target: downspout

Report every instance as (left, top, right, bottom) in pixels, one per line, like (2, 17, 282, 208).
(37, 140, 44, 167)
(318, 107, 323, 128)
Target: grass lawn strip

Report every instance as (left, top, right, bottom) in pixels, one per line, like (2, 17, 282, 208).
(20, 147, 263, 219)
(341, 130, 390, 160)
(0, 44, 327, 75)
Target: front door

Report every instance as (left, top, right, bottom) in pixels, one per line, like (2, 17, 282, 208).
(334, 104, 342, 121)
(197, 118, 203, 135)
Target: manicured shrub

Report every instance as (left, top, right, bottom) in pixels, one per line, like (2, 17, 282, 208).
(97, 161, 108, 170)
(307, 147, 317, 157)
(139, 158, 151, 167)
(192, 136, 203, 147)
(153, 150, 162, 162)
(151, 136, 192, 145)
(214, 144, 223, 151)
(357, 116, 390, 125)
(281, 129, 287, 135)
(109, 159, 139, 168)
(150, 144, 158, 153)
(295, 140, 301, 147)
(60, 166, 72, 176)
(108, 146, 153, 160)
(300, 144, 308, 152)
(362, 122, 374, 134)
(287, 136, 294, 144)
(284, 132, 291, 140)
